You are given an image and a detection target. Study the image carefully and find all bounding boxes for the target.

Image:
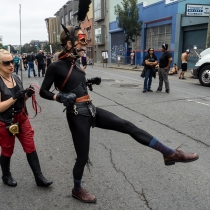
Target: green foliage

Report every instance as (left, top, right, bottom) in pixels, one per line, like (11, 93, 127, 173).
(21, 43, 37, 53)
(43, 42, 62, 53)
(0, 43, 3, 49)
(114, 0, 142, 42)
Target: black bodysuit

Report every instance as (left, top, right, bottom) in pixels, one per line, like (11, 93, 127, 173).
(40, 59, 153, 181)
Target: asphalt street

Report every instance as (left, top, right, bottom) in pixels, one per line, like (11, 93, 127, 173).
(0, 65, 209, 210)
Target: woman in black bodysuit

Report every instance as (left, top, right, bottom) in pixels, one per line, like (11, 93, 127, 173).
(40, 26, 198, 203)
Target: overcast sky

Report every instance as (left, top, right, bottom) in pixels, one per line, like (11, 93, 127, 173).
(0, 0, 68, 46)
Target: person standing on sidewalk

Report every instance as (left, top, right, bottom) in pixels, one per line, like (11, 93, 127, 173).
(35, 50, 46, 77)
(179, 49, 190, 80)
(26, 51, 37, 78)
(0, 49, 52, 187)
(156, 44, 172, 93)
(143, 48, 158, 93)
(130, 50, 135, 65)
(13, 54, 20, 75)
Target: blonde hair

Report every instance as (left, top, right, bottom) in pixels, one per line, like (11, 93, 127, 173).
(0, 49, 11, 60)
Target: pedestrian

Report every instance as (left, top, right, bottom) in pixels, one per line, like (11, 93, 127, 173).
(117, 54, 121, 66)
(81, 50, 87, 70)
(22, 53, 28, 71)
(26, 51, 37, 78)
(35, 50, 46, 77)
(169, 63, 178, 75)
(46, 53, 52, 68)
(179, 49, 190, 80)
(13, 54, 20, 75)
(0, 49, 52, 187)
(156, 44, 172, 93)
(142, 48, 158, 93)
(130, 50, 135, 65)
(40, 25, 198, 204)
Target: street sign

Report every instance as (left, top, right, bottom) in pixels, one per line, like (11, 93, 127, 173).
(186, 4, 210, 17)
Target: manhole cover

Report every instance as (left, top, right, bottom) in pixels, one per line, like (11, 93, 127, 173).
(111, 83, 141, 88)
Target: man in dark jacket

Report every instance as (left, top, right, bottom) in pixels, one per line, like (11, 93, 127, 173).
(26, 51, 37, 78)
(156, 44, 172, 93)
(35, 50, 46, 77)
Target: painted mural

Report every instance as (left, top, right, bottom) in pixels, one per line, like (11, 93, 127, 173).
(111, 45, 126, 63)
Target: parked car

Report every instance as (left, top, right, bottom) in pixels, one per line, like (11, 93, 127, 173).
(193, 47, 210, 87)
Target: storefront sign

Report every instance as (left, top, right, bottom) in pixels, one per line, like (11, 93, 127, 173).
(165, 0, 177, 4)
(186, 4, 210, 17)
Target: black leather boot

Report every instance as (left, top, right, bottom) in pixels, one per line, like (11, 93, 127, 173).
(26, 151, 53, 187)
(0, 156, 17, 187)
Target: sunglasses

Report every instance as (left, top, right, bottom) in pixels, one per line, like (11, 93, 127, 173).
(77, 34, 88, 45)
(1, 60, 14, 66)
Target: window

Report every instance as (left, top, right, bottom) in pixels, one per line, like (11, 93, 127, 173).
(95, 28, 101, 43)
(94, 26, 105, 45)
(145, 24, 172, 50)
(69, 11, 73, 25)
(60, 17, 64, 30)
(94, 0, 104, 20)
(65, 14, 68, 26)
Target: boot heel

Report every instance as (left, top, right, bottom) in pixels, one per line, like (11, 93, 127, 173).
(165, 161, 175, 166)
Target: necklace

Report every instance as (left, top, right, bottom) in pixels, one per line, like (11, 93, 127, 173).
(0, 74, 14, 87)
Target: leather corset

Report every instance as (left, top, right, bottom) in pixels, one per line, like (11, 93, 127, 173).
(0, 74, 24, 124)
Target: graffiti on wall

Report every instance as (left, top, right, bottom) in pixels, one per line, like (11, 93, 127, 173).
(111, 45, 126, 63)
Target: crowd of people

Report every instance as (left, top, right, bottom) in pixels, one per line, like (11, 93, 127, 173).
(9, 50, 58, 78)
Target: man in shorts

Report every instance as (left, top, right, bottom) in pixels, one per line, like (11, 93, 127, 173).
(179, 49, 190, 79)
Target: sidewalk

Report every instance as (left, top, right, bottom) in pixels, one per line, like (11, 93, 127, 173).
(92, 62, 193, 78)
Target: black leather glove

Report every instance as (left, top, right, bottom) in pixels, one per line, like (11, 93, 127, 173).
(12, 89, 27, 100)
(26, 85, 35, 97)
(86, 77, 101, 85)
(56, 92, 76, 107)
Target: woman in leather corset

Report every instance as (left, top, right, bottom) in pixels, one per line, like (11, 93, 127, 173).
(0, 49, 52, 188)
(40, 26, 198, 203)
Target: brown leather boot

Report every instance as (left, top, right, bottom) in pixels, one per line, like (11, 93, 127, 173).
(72, 188, 96, 203)
(164, 149, 199, 166)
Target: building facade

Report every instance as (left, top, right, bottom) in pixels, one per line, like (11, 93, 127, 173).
(93, 0, 110, 63)
(109, 0, 210, 68)
(45, 0, 94, 59)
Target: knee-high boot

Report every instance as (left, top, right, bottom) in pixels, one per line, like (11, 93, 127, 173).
(0, 155, 17, 187)
(26, 151, 53, 187)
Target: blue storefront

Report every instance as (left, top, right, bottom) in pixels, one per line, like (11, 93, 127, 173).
(110, 0, 210, 68)
(110, 0, 178, 66)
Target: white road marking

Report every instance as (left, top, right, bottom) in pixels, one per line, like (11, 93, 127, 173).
(187, 99, 210, 106)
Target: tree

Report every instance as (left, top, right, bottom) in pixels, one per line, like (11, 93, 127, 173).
(114, 0, 142, 43)
(0, 43, 3, 49)
(43, 42, 62, 53)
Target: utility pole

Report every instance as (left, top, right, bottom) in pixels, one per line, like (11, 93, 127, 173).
(19, 4, 23, 81)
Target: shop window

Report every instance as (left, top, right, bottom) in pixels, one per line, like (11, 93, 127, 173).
(146, 24, 172, 50)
